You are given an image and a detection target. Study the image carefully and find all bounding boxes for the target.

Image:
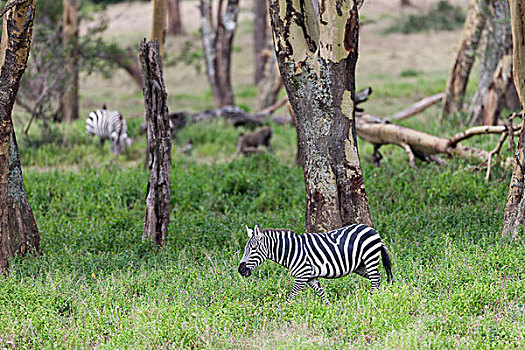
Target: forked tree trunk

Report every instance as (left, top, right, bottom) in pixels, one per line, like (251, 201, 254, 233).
(442, 0, 486, 119)
(502, 0, 525, 238)
(167, 0, 184, 36)
(61, 0, 80, 123)
(0, 0, 40, 272)
(140, 40, 171, 246)
(480, 54, 513, 125)
(469, 0, 512, 125)
(151, 0, 167, 56)
(269, 0, 372, 232)
(200, 0, 239, 108)
(253, 0, 268, 84)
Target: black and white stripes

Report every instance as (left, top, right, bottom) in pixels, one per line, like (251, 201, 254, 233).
(238, 224, 393, 303)
(86, 109, 132, 155)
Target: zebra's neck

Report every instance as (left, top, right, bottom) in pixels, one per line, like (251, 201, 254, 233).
(262, 229, 300, 269)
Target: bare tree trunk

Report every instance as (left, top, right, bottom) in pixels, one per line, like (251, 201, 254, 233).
(502, 0, 525, 238)
(253, 0, 268, 84)
(61, 0, 80, 123)
(0, 0, 40, 272)
(469, 0, 512, 125)
(140, 40, 171, 246)
(480, 54, 513, 125)
(269, 0, 372, 233)
(255, 40, 282, 112)
(151, 0, 167, 56)
(167, 0, 184, 36)
(442, 0, 487, 119)
(200, 0, 239, 109)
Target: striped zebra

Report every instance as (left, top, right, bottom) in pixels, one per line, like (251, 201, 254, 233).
(238, 224, 393, 303)
(86, 108, 132, 155)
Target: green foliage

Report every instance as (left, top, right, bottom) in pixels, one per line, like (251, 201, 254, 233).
(385, 0, 466, 34)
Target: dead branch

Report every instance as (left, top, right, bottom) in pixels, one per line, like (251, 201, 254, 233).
(448, 124, 521, 147)
(260, 96, 289, 115)
(486, 132, 507, 181)
(356, 112, 490, 163)
(389, 92, 445, 121)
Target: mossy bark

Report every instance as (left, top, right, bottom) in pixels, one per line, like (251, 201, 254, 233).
(269, 0, 372, 233)
(502, 0, 525, 238)
(0, 0, 40, 272)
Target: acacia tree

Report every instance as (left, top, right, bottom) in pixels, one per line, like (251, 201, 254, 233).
(502, 0, 525, 238)
(0, 0, 40, 272)
(151, 0, 167, 55)
(200, 0, 239, 108)
(167, 0, 184, 36)
(61, 0, 80, 122)
(442, 0, 487, 119)
(268, 0, 372, 233)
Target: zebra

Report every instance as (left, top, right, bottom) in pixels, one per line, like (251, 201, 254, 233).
(238, 224, 393, 303)
(86, 108, 132, 155)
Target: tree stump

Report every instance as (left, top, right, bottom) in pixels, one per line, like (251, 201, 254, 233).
(140, 40, 171, 246)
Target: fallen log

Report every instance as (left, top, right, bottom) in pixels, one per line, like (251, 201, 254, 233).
(356, 112, 519, 166)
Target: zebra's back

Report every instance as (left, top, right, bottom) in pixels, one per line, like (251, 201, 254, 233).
(302, 224, 384, 279)
(86, 109, 126, 140)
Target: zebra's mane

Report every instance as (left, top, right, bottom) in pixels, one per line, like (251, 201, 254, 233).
(261, 228, 298, 236)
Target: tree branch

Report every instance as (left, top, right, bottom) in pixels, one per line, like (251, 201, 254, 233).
(389, 92, 445, 121)
(0, 0, 26, 18)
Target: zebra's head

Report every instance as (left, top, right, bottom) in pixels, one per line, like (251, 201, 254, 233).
(238, 225, 267, 277)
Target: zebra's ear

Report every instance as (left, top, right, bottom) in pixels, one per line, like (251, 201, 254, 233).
(254, 224, 261, 236)
(246, 225, 253, 238)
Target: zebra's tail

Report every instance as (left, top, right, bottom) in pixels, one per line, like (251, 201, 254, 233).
(380, 244, 393, 283)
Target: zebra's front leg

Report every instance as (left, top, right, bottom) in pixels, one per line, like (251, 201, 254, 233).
(307, 279, 329, 304)
(288, 278, 308, 301)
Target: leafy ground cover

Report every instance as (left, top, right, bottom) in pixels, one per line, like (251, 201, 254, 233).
(2, 0, 524, 348)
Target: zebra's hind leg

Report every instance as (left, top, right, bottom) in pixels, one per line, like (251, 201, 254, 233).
(307, 279, 329, 304)
(364, 253, 381, 291)
(288, 278, 307, 301)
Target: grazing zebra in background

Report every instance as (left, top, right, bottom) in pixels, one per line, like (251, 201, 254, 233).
(238, 224, 393, 303)
(86, 108, 132, 155)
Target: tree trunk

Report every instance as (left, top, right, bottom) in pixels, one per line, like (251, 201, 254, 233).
(140, 40, 172, 246)
(442, 0, 486, 119)
(61, 0, 80, 123)
(167, 0, 184, 36)
(200, 0, 239, 109)
(469, 0, 512, 125)
(253, 0, 268, 84)
(269, 0, 372, 233)
(502, 0, 525, 238)
(0, 0, 40, 272)
(151, 0, 167, 56)
(480, 54, 513, 125)
(255, 40, 282, 112)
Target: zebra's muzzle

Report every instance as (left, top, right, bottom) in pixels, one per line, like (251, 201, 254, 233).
(238, 262, 251, 277)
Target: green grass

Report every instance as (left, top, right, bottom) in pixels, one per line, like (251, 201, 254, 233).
(2, 2, 525, 346)
(2, 114, 525, 348)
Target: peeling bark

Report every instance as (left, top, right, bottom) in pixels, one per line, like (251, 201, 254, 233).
(0, 0, 40, 272)
(140, 40, 171, 246)
(502, 0, 525, 238)
(442, 0, 486, 119)
(269, 0, 372, 233)
(200, 0, 239, 108)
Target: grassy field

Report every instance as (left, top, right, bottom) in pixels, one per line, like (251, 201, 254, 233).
(2, 0, 525, 349)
